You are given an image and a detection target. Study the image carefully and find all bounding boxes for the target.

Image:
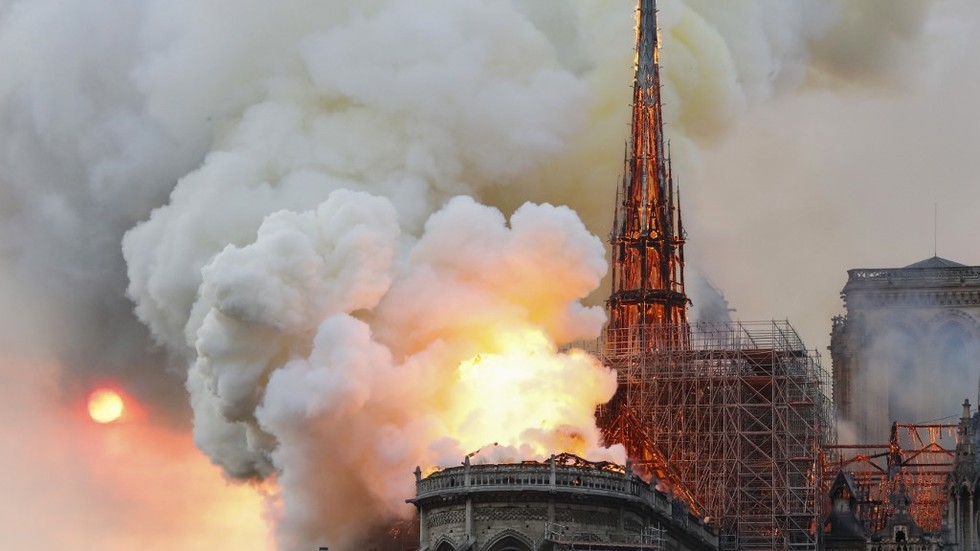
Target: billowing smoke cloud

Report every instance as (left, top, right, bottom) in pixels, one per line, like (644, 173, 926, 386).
(0, 0, 948, 549)
(181, 193, 618, 548)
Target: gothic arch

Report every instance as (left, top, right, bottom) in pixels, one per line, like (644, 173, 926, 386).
(480, 529, 534, 551)
(935, 322, 974, 367)
(433, 537, 457, 551)
(931, 318, 975, 345)
(952, 483, 977, 549)
(947, 478, 977, 503)
(925, 312, 980, 417)
(928, 313, 979, 360)
(926, 309, 980, 337)
(929, 314, 980, 353)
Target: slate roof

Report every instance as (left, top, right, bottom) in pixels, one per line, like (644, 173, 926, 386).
(823, 471, 868, 542)
(903, 256, 968, 269)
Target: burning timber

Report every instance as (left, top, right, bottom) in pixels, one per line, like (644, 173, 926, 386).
(597, 1, 834, 550)
(820, 420, 957, 537)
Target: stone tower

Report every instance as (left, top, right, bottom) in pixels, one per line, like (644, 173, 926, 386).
(830, 256, 980, 441)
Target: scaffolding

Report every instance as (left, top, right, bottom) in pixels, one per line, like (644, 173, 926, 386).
(819, 422, 957, 535)
(543, 522, 665, 550)
(588, 320, 835, 551)
(593, 2, 836, 549)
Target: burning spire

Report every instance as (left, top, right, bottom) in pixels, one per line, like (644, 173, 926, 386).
(607, 0, 688, 345)
(599, 0, 701, 514)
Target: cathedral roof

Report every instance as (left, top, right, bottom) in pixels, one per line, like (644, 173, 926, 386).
(874, 481, 924, 541)
(823, 471, 868, 542)
(829, 470, 859, 498)
(903, 255, 968, 269)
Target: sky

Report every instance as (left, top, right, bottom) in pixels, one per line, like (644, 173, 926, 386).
(686, 0, 980, 358)
(1, 0, 979, 549)
(0, 360, 272, 550)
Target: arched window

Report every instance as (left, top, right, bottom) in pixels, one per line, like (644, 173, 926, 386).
(436, 542, 456, 551)
(932, 320, 978, 419)
(486, 535, 532, 551)
(940, 330, 971, 382)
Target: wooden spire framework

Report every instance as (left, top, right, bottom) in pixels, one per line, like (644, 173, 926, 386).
(597, 3, 835, 550)
(601, 0, 690, 481)
(600, 0, 696, 517)
(607, 0, 688, 346)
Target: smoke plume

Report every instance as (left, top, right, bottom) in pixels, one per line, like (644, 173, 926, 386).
(852, 319, 980, 441)
(0, 0, 949, 549)
(181, 193, 618, 547)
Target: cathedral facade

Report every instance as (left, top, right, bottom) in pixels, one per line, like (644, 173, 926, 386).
(830, 256, 980, 441)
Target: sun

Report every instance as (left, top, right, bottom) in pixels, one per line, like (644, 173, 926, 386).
(88, 388, 124, 424)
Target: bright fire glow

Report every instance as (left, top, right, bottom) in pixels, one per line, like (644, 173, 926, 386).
(87, 388, 124, 424)
(448, 328, 620, 462)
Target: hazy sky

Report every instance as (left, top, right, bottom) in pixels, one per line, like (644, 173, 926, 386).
(686, 0, 980, 361)
(2, 0, 979, 549)
(0, 361, 272, 550)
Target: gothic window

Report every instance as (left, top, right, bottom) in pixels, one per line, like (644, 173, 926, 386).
(933, 320, 977, 418)
(486, 535, 532, 551)
(940, 330, 970, 380)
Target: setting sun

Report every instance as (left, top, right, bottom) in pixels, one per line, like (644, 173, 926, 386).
(87, 389, 124, 424)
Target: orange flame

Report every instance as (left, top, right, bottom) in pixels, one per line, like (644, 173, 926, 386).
(444, 328, 620, 463)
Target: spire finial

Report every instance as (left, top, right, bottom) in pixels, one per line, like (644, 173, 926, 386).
(636, 0, 660, 92)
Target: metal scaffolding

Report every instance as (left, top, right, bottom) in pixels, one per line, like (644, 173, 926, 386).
(819, 422, 957, 535)
(542, 523, 665, 551)
(589, 320, 835, 551)
(544, 522, 666, 550)
(594, 2, 835, 549)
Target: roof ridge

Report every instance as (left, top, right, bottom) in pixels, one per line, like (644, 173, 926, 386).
(902, 255, 968, 269)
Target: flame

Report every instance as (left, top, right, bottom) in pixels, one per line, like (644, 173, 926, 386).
(447, 328, 618, 462)
(88, 388, 124, 424)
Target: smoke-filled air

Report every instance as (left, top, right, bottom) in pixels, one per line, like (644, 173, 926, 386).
(2, 0, 974, 549)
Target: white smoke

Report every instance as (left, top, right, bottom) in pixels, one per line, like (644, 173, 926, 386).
(186, 193, 616, 548)
(0, 0, 944, 549)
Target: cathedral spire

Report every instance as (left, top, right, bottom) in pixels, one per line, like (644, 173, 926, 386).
(607, 0, 688, 344)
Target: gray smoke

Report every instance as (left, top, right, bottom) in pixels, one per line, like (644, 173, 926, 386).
(0, 0, 946, 549)
(854, 318, 980, 441)
(688, 270, 734, 324)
